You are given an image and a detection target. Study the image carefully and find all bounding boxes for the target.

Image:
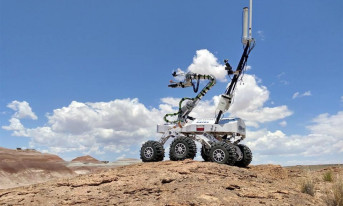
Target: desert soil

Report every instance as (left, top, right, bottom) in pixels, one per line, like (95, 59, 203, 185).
(1, 159, 342, 206)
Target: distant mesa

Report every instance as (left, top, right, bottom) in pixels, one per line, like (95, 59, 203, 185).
(71, 155, 102, 164)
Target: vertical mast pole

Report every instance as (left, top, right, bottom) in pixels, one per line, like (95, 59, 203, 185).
(249, 0, 253, 39)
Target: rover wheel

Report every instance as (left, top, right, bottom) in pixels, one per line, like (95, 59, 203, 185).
(169, 137, 197, 161)
(201, 143, 213, 162)
(140, 141, 165, 162)
(209, 142, 236, 165)
(235, 144, 252, 167)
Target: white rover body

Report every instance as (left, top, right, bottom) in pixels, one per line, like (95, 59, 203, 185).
(140, 0, 255, 166)
(157, 118, 246, 139)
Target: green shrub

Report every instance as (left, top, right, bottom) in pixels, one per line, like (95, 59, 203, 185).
(323, 171, 334, 182)
(301, 178, 315, 196)
(325, 178, 343, 206)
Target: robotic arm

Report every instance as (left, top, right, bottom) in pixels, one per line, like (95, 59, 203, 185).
(164, 72, 216, 125)
(168, 71, 200, 92)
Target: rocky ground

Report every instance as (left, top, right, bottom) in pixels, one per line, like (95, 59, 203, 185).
(1, 159, 342, 206)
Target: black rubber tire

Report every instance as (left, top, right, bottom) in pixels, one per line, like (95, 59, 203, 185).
(169, 137, 197, 161)
(209, 142, 236, 166)
(140, 141, 165, 162)
(235, 144, 252, 167)
(201, 141, 214, 162)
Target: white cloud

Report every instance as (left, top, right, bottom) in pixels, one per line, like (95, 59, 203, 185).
(2, 101, 37, 136)
(292, 91, 311, 99)
(229, 74, 292, 127)
(341, 96, 343, 102)
(279, 121, 287, 127)
(303, 91, 311, 96)
(2, 118, 25, 131)
(246, 110, 343, 165)
(292, 92, 299, 99)
(307, 111, 343, 140)
(6, 101, 37, 120)
(187, 49, 227, 82)
(2, 118, 28, 137)
(3, 98, 167, 155)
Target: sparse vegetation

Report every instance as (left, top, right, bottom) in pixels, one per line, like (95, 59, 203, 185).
(323, 171, 334, 182)
(301, 178, 315, 196)
(325, 177, 343, 206)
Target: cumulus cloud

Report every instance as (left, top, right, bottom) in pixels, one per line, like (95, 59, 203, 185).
(2, 101, 37, 136)
(307, 111, 343, 140)
(246, 110, 343, 165)
(229, 74, 292, 127)
(292, 91, 312, 99)
(3, 98, 167, 155)
(2, 118, 27, 136)
(6, 101, 37, 120)
(186, 49, 227, 82)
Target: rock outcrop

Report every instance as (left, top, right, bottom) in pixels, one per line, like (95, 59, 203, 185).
(1, 159, 340, 205)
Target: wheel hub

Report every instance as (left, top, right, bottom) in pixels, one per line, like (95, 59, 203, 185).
(213, 149, 225, 162)
(175, 143, 186, 155)
(144, 147, 153, 158)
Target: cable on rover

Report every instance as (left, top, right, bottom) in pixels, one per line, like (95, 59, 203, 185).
(215, 40, 255, 124)
(164, 73, 216, 124)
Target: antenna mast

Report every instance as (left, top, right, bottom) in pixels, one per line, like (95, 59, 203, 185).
(249, 0, 252, 38)
(242, 0, 253, 45)
(214, 0, 255, 124)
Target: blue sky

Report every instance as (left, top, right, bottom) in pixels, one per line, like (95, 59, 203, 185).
(1, 0, 342, 165)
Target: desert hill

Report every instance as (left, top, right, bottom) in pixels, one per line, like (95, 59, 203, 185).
(1, 160, 341, 205)
(0, 147, 74, 189)
(71, 155, 102, 164)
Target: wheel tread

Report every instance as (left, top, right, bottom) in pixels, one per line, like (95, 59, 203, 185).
(169, 137, 197, 161)
(235, 144, 252, 167)
(209, 142, 236, 165)
(140, 141, 165, 162)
